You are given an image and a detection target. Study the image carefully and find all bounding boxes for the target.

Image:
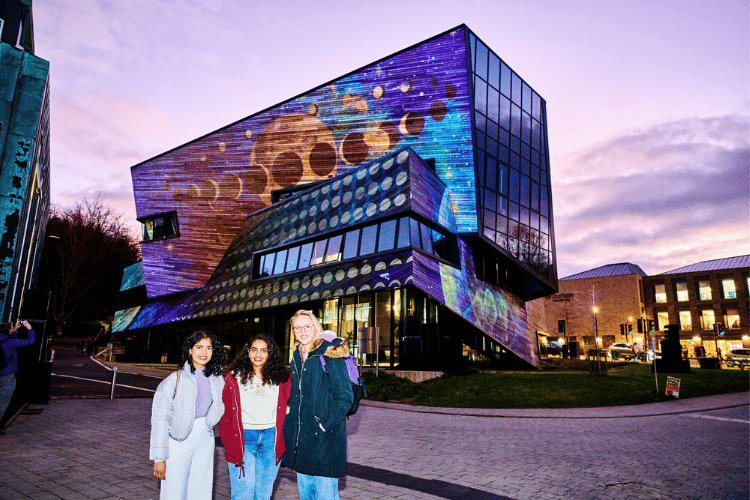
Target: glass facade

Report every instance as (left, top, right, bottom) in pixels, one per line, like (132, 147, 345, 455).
(469, 33, 554, 280)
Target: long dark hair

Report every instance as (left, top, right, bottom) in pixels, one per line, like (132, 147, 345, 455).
(181, 330, 223, 377)
(226, 333, 289, 386)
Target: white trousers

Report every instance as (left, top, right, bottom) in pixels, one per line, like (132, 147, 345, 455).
(160, 417, 215, 500)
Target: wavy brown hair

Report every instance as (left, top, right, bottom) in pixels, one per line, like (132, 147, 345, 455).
(226, 333, 289, 386)
(180, 330, 224, 377)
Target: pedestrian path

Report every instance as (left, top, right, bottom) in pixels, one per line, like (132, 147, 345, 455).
(0, 392, 747, 499)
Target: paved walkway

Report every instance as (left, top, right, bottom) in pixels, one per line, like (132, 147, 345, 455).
(0, 391, 747, 500)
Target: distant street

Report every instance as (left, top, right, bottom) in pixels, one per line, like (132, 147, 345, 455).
(50, 347, 162, 398)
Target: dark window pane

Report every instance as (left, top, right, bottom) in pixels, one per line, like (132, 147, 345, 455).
(532, 119, 541, 152)
(360, 225, 378, 255)
(497, 195, 508, 217)
(274, 249, 287, 275)
(397, 217, 410, 248)
(262, 253, 275, 276)
(311, 240, 327, 266)
(496, 215, 508, 234)
(499, 96, 511, 131)
(500, 61, 511, 97)
(522, 111, 532, 145)
(487, 118, 499, 143)
(498, 163, 508, 195)
(298, 243, 313, 269)
(410, 218, 421, 248)
(511, 72, 522, 105)
(477, 149, 485, 184)
(378, 220, 397, 252)
(285, 246, 300, 273)
(509, 201, 520, 221)
(475, 41, 488, 80)
(484, 209, 495, 231)
(509, 169, 520, 203)
(485, 156, 497, 192)
(343, 229, 360, 260)
(540, 216, 549, 234)
(532, 92, 541, 121)
(433, 229, 452, 262)
(486, 136, 498, 160)
(522, 82, 532, 114)
(326, 235, 342, 262)
(521, 175, 530, 208)
(483, 188, 496, 211)
(488, 52, 500, 89)
(540, 186, 549, 217)
(531, 181, 540, 212)
(487, 86, 499, 123)
(498, 144, 510, 164)
(511, 135, 521, 156)
(511, 104, 521, 137)
(420, 223, 433, 253)
(475, 110, 486, 134)
(474, 78, 487, 115)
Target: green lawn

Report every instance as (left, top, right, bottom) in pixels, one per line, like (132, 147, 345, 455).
(364, 364, 750, 408)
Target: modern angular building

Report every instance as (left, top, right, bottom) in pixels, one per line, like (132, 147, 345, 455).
(0, 0, 50, 323)
(116, 25, 557, 369)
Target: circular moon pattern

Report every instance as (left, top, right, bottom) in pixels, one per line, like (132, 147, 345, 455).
(399, 112, 425, 136)
(340, 132, 368, 165)
(373, 86, 384, 99)
(430, 101, 448, 121)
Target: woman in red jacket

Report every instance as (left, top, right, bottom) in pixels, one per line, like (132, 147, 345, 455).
(219, 333, 291, 500)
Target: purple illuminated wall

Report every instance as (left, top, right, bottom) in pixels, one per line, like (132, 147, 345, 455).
(132, 27, 475, 298)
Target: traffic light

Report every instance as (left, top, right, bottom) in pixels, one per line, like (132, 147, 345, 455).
(647, 319, 654, 332)
(628, 323, 633, 335)
(620, 324, 625, 336)
(637, 319, 644, 333)
(716, 322, 725, 336)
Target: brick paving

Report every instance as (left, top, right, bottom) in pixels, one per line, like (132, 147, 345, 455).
(0, 393, 747, 500)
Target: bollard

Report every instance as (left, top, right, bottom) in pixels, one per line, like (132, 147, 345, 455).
(110, 367, 118, 399)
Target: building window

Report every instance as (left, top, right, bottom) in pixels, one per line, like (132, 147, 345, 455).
(701, 310, 715, 330)
(679, 311, 692, 330)
(654, 284, 667, 303)
(721, 278, 736, 298)
(697, 279, 712, 300)
(675, 281, 688, 302)
(252, 216, 458, 279)
(657, 311, 669, 330)
(140, 212, 179, 242)
(725, 309, 740, 329)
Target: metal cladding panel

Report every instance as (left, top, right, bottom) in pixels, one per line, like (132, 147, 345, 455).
(561, 262, 647, 281)
(133, 26, 474, 298)
(120, 260, 146, 292)
(213, 147, 415, 282)
(658, 255, 750, 275)
(113, 250, 414, 332)
(408, 154, 457, 233)
(411, 239, 540, 368)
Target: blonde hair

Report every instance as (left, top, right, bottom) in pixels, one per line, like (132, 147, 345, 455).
(290, 309, 323, 334)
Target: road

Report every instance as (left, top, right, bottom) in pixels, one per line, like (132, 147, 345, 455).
(49, 347, 162, 398)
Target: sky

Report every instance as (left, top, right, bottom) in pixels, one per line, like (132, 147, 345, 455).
(33, 0, 749, 279)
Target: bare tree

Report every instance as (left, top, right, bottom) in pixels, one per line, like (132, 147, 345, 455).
(45, 198, 140, 335)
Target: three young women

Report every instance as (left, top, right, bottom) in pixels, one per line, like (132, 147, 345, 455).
(150, 331, 225, 500)
(219, 333, 291, 500)
(283, 310, 354, 500)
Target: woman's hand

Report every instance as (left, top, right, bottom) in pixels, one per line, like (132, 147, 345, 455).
(153, 461, 166, 480)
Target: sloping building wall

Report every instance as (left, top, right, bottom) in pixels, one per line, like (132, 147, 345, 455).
(0, 43, 50, 322)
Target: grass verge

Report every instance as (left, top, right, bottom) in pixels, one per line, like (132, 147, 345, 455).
(364, 364, 749, 408)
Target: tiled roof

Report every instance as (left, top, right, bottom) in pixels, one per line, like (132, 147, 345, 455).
(561, 263, 647, 281)
(658, 255, 750, 275)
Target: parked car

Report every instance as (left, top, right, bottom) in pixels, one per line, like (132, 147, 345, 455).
(725, 349, 750, 368)
(608, 343, 634, 360)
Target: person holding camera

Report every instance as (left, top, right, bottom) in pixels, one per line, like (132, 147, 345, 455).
(0, 320, 36, 424)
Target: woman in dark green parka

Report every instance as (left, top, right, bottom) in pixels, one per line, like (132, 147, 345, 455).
(283, 310, 354, 500)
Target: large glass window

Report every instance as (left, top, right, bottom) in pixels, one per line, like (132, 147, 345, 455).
(675, 281, 689, 302)
(377, 219, 397, 252)
(419, 223, 433, 254)
(396, 217, 410, 249)
(325, 235, 342, 263)
(657, 311, 669, 330)
(726, 309, 740, 329)
(721, 278, 736, 298)
(654, 284, 667, 303)
(298, 242, 313, 269)
(273, 249, 287, 275)
(285, 246, 300, 273)
(360, 225, 378, 255)
(701, 310, 715, 330)
(698, 279, 712, 300)
(342, 229, 360, 260)
(140, 212, 179, 242)
(679, 311, 692, 330)
(311, 240, 327, 266)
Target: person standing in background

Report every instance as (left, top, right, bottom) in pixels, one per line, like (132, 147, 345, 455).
(0, 320, 36, 425)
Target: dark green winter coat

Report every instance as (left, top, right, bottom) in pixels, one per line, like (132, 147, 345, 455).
(283, 337, 354, 478)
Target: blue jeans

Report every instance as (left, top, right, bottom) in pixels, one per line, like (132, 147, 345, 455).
(227, 427, 280, 500)
(297, 473, 339, 500)
(0, 374, 16, 422)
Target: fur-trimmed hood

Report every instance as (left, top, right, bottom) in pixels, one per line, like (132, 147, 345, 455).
(302, 330, 351, 359)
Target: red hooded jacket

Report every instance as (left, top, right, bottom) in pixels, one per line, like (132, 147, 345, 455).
(219, 372, 292, 468)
